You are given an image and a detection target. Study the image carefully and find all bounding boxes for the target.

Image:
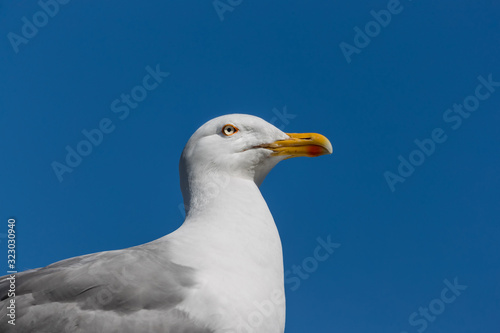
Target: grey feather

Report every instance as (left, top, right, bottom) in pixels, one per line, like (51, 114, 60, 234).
(0, 240, 213, 333)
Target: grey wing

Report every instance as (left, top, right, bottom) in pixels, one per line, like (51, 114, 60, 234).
(0, 242, 212, 333)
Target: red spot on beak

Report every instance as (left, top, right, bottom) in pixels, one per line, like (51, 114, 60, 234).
(307, 145, 324, 157)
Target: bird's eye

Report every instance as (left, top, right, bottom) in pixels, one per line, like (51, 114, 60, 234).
(222, 124, 238, 136)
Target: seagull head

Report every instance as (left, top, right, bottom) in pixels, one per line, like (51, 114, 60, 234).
(179, 114, 332, 189)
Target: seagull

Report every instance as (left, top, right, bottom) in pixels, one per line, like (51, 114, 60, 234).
(0, 114, 332, 333)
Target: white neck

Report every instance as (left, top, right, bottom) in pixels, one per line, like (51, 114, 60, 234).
(166, 176, 286, 332)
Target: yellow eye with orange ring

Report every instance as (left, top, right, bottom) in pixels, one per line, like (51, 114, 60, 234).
(222, 124, 238, 136)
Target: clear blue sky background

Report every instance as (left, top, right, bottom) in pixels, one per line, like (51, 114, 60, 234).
(1, 1, 499, 332)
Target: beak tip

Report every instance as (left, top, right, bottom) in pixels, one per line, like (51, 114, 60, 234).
(313, 135, 333, 157)
(325, 141, 333, 155)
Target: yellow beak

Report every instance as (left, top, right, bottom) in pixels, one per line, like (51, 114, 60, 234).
(257, 133, 333, 158)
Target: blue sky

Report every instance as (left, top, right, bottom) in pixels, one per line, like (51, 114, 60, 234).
(1, 1, 499, 332)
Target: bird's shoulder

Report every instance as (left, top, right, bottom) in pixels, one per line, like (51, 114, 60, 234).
(0, 241, 211, 332)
